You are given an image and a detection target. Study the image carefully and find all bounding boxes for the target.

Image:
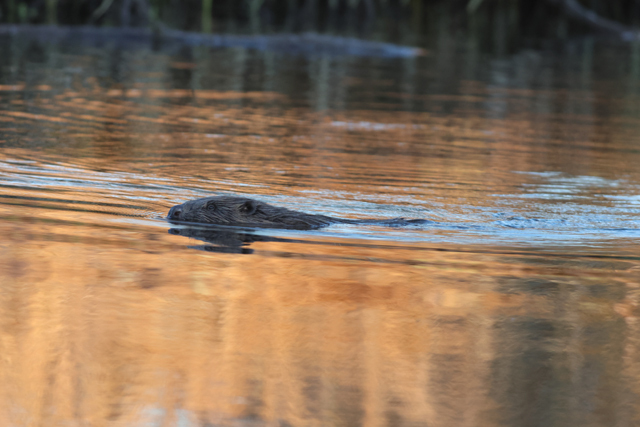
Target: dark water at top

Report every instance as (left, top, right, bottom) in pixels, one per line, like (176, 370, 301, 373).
(1, 29, 640, 427)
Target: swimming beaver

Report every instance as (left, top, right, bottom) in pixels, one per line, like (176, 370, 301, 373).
(167, 196, 429, 230)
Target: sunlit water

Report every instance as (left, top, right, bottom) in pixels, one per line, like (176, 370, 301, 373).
(1, 29, 640, 427)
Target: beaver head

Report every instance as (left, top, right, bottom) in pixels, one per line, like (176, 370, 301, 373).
(167, 196, 335, 230)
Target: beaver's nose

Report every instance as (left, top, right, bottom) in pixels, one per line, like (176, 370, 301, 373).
(168, 205, 183, 220)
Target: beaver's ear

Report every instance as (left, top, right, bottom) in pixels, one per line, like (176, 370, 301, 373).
(240, 200, 258, 215)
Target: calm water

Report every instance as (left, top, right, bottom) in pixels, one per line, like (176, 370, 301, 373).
(1, 29, 640, 427)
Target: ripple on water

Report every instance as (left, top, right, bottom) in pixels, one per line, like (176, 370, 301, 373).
(2, 33, 640, 427)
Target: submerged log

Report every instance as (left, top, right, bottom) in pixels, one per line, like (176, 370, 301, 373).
(0, 24, 425, 58)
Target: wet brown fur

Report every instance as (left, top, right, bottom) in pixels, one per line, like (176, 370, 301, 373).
(167, 195, 428, 230)
(167, 196, 342, 230)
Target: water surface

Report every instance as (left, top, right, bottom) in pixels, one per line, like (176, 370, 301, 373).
(1, 31, 640, 427)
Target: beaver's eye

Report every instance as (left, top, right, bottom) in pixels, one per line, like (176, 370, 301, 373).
(206, 202, 216, 211)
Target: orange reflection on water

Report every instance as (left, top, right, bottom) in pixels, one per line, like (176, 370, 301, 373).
(0, 212, 639, 426)
(1, 40, 640, 427)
